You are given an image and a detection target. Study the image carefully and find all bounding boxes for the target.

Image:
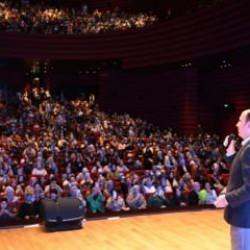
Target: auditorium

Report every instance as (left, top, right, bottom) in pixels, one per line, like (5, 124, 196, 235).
(0, 0, 250, 249)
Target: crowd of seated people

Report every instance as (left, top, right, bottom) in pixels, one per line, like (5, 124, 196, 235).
(0, 0, 229, 36)
(0, 1, 158, 34)
(0, 85, 230, 223)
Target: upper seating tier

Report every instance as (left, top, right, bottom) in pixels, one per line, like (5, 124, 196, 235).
(0, 0, 250, 69)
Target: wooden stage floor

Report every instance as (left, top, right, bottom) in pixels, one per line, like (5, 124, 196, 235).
(0, 209, 230, 250)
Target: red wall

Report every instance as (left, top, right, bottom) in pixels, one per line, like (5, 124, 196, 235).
(97, 67, 198, 134)
(199, 63, 250, 136)
(97, 61, 250, 135)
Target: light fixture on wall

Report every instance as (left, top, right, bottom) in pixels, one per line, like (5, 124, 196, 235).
(181, 62, 192, 68)
(220, 59, 232, 69)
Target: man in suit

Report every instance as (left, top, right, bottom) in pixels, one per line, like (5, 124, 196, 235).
(215, 109, 250, 250)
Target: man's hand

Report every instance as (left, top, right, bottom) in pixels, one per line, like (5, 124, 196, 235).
(214, 194, 228, 208)
(223, 135, 236, 156)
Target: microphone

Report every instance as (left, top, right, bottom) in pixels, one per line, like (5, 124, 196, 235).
(223, 133, 236, 149)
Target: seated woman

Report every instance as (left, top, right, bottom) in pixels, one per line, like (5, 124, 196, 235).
(142, 178, 156, 195)
(106, 190, 129, 212)
(198, 182, 217, 205)
(0, 199, 16, 222)
(31, 156, 48, 176)
(33, 183, 44, 219)
(126, 185, 147, 210)
(205, 182, 217, 204)
(5, 184, 17, 201)
(5, 185, 19, 216)
(148, 185, 172, 208)
(70, 183, 86, 210)
(44, 178, 63, 198)
(19, 185, 35, 220)
(50, 189, 59, 201)
(86, 186, 105, 213)
(172, 187, 188, 207)
(103, 179, 114, 197)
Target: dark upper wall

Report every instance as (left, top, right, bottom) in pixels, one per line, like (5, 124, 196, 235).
(198, 63, 250, 136)
(0, 0, 250, 69)
(1, 47, 250, 135)
(97, 47, 250, 135)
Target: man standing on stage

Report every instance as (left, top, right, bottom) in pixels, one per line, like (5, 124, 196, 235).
(215, 109, 250, 250)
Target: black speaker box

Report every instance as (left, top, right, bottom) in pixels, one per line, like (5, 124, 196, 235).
(41, 197, 85, 231)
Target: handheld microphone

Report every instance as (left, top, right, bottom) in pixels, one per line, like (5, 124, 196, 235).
(223, 133, 236, 149)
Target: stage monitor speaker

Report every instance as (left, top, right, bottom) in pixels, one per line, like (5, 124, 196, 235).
(41, 197, 85, 231)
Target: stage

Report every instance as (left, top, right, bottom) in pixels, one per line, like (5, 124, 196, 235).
(0, 209, 229, 250)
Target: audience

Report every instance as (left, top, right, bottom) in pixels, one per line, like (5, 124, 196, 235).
(0, 85, 231, 223)
(0, 1, 157, 35)
(0, 0, 226, 36)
